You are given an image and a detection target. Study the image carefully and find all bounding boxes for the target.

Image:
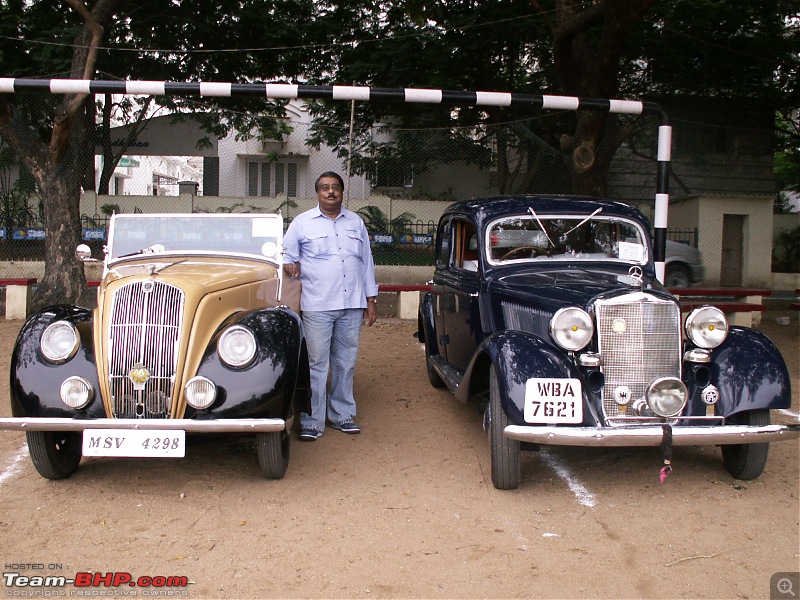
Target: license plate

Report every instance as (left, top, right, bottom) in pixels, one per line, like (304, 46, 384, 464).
(82, 429, 186, 458)
(524, 378, 583, 424)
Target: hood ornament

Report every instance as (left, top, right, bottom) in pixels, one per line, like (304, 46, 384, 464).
(627, 266, 644, 285)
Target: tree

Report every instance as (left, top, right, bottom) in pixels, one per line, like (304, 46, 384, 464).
(530, 0, 657, 195)
(303, 0, 797, 198)
(0, 0, 319, 306)
(0, 0, 120, 307)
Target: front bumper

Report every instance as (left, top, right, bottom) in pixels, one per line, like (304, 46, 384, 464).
(0, 417, 286, 433)
(504, 423, 800, 446)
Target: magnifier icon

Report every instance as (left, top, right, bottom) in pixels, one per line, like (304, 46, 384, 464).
(778, 578, 796, 597)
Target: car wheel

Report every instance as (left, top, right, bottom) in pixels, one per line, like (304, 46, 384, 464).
(257, 429, 290, 479)
(425, 342, 445, 388)
(488, 366, 521, 489)
(721, 409, 770, 480)
(26, 431, 82, 480)
(664, 264, 691, 288)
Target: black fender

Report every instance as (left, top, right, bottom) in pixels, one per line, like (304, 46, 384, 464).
(11, 305, 105, 419)
(191, 307, 306, 420)
(702, 326, 792, 417)
(455, 330, 595, 426)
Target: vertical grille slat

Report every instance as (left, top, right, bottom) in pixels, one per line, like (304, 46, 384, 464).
(108, 281, 185, 418)
(501, 301, 552, 339)
(596, 294, 681, 420)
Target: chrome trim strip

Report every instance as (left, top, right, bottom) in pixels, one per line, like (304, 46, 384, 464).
(504, 424, 800, 446)
(0, 418, 286, 433)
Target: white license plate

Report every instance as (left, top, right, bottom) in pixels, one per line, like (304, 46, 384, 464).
(524, 378, 583, 424)
(82, 429, 186, 458)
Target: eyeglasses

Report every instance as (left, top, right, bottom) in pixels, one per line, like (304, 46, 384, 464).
(318, 184, 342, 192)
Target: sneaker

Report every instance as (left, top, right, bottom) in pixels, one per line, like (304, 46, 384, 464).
(299, 428, 322, 441)
(330, 421, 361, 434)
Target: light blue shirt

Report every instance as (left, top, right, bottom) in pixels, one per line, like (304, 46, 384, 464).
(283, 205, 379, 312)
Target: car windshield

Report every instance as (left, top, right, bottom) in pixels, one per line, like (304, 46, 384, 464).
(487, 212, 649, 266)
(107, 213, 284, 264)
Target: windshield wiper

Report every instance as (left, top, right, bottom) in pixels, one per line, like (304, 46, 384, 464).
(561, 207, 603, 241)
(527, 207, 555, 248)
(117, 243, 166, 259)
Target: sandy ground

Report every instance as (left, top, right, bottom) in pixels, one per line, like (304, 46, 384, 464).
(0, 310, 798, 599)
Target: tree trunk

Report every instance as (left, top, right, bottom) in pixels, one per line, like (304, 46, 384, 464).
(532, 0, 656, 196)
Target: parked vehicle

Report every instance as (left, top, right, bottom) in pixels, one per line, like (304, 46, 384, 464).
(1, 213, 309, 480)
(417, 195, 797, 489)
(665, 239, 704, 287)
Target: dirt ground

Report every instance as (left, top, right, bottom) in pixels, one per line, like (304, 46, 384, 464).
(0, 310, 798, 600)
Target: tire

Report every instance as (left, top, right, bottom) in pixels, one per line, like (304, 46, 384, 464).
(721, 409, 770, 480)
(257, 429, 290, 479)
(488, 366, 521, 489)
(664, 264, 691, 288)
(26, 431, 82, 480)
(425, 342, 445, 388)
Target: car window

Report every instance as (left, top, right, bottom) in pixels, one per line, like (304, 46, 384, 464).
(486, 213, 648, 266)
(108, 214, 284, 263)
(451, 218, 479, 272)
(435, 219, 451, 269)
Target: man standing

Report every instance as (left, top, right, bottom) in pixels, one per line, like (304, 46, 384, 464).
(283, 172, 379, 440)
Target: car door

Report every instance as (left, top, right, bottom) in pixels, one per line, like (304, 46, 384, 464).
(435, 217, 482, 373)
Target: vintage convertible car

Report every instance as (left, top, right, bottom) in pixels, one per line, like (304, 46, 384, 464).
(417, 196, 798, 489)
(1, 213, 309, 480)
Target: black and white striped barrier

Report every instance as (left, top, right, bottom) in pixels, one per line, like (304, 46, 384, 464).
(0, 77, 671, 281)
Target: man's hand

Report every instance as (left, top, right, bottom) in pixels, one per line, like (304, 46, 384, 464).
(365, 301, 378, 327)
(283, 262, 301, 278)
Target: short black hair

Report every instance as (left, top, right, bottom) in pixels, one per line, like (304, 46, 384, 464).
(314, 171, 344, 191)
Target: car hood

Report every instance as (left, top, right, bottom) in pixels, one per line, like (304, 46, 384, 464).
(488, 268, 655, 308)
(105, 258, 277, 294)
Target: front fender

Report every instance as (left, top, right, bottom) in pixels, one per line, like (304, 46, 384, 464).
(192, 307, 304, 420)
(708, 327, 792, 417)
(457, 330, 593, 426)
(11, 305, 105, 419)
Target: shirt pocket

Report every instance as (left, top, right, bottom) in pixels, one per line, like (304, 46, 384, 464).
(341, 227, 364, 257)
(302, 231, 330, 257)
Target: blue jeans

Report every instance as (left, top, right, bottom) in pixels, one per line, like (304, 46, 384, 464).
(301, 309, 363, 432)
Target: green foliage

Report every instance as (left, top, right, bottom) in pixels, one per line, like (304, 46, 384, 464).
(356, 205, 417, 238)
(772, 226, 800, 273)
(100, 203, 121, 216)
(0, 182, 37, 229)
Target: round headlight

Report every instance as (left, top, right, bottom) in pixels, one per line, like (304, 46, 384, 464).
(185, 376, 217, 409)
(59, 376, 94, 409)
(218, 325, 257, 368)
(685, 306, 728, 349)
(40, 321, 80, 363)
(550, 307, 594, 351)
(646, 377, 688, 417)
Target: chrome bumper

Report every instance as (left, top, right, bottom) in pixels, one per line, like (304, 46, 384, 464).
(0, 417, 286, 434)
(504, 423, 800, 447)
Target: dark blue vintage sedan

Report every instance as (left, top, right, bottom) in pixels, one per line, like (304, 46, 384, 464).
(417, 196, 798, 489)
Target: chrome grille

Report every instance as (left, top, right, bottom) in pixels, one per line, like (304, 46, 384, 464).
(108, 280, 185, 418)
(596, 293, 681, 421)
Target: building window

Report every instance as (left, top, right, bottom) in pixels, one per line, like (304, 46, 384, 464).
(247, 161, 298, 197)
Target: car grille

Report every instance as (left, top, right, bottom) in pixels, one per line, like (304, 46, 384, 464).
(108, 280, 185, 418)
(595, 293, 681, 421)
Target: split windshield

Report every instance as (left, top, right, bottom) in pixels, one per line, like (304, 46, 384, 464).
(487, 213, 648, 266)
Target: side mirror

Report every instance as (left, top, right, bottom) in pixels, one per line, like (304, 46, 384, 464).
(75, 243, 96, 262)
